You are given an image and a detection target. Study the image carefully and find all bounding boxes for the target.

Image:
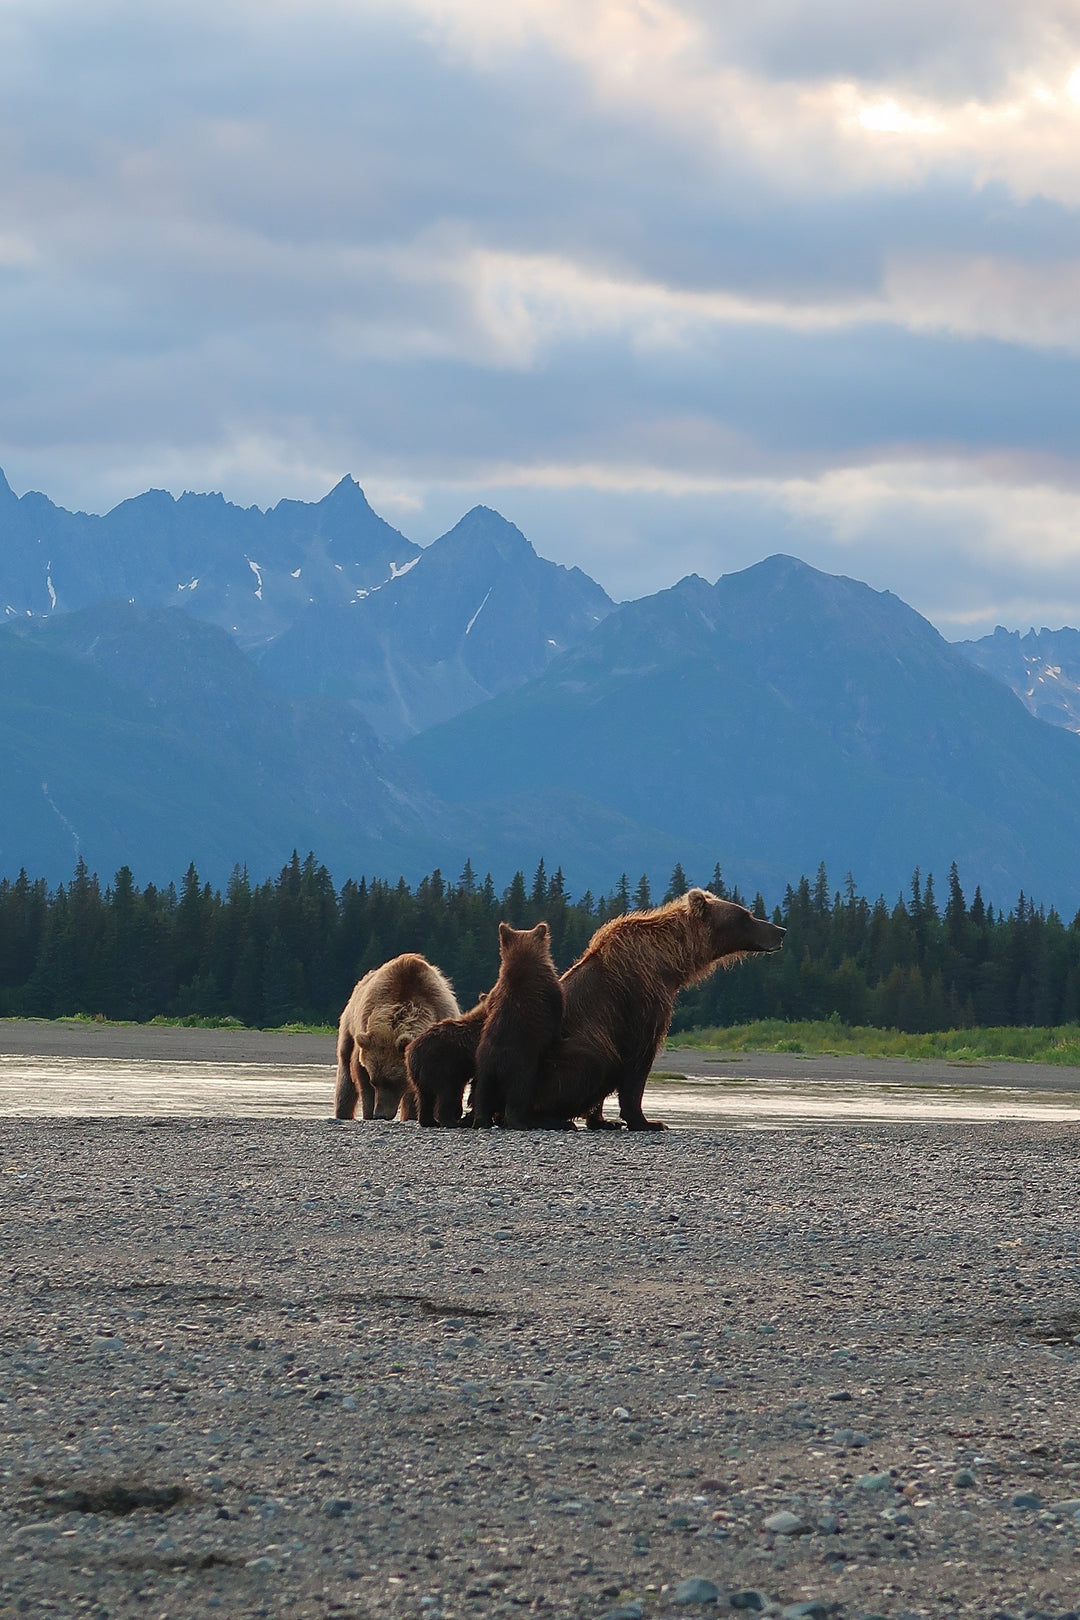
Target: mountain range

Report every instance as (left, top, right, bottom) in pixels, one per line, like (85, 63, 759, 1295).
(3, 466, 1080, 912)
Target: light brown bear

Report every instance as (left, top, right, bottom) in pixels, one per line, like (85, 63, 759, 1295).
(532, 888, 784, 1130)
(334, 953, 459, 1120)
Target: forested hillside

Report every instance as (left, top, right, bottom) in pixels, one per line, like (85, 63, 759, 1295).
(1, 854, 1077, 1033)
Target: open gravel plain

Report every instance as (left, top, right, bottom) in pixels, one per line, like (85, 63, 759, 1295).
(3, 1107, 1080, 1620)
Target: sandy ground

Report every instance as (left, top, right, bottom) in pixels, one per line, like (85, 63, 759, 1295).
(0, 1019, 336, 1066)
(2, 1024, 1080, 1620)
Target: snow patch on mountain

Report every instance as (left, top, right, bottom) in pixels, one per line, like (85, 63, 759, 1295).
(466, 587, 492, 636)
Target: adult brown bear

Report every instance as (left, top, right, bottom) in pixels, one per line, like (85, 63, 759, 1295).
(471, 922, 563, 1129)
(533, 888, 784, 1130)
(334, 954, 459, 1120)
(406, 995, 488, 1127)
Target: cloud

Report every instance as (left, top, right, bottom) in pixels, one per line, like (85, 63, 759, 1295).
(2, 0, 1080, 635)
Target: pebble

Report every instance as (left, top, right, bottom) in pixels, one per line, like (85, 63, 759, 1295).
(953, 1468, 976, 1488)
(1010, 1491, 1042, 1509)
(671, 1577, 721, 1605)
(763, 1510, 808, 1536)
(855, 1472, 892, 1492)
(601, 1605, 644, 1620)
(827, 1390, 852, 1402)
(729, 1593, 769, 1612)
(1050, 1498, 1080, 1515)
(321, 1497, 354, 1517)
(781, 1604, 829, 1620)
(612, 1405, 632, 1421)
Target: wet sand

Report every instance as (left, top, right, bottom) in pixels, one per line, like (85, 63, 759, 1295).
(4, 1017, 1078, 1090)
(3, 1019, 1080, 1128)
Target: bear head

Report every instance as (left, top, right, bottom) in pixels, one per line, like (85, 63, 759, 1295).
(358, 999, 438, 1119)
(686, 887, 785, 963)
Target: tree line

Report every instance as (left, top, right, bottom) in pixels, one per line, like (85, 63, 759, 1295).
(0, 853, 1078, 1033)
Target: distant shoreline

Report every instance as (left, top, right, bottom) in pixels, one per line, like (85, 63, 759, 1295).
(2, 1016, 1079, 1092)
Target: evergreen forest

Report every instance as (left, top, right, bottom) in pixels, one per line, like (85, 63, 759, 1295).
(1, 853, 1079, 1034)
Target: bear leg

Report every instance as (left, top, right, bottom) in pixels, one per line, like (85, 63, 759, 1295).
(617, 1066, 667, 1132)
(334, 1063, 359, 1120)
(585, 1103, 623, 1130)
(470, 1058, 499, 1127)
(355, 1059, 376, 1120)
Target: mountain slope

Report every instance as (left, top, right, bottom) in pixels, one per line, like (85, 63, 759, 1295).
(404, 555, 1080, 910)
(0, 602, 692, 889)
(256, 506, 614, 739)
(958, 625, 1080, 735)
(0, 605, 452, 885)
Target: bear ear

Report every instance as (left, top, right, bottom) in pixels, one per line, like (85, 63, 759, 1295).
(533, 921, 550, 939)
(498, 920, 514, 948)
(687, 887, 710, 917)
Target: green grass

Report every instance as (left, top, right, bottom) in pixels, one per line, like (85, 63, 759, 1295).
(670, 1018, 1080, 1066)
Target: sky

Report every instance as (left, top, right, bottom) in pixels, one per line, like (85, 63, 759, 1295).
(3, 1, 1080, 635)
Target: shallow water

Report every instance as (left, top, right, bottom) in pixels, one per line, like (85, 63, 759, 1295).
(0, 1055, 330, 1116)
(3, 1053, 1080, 1126)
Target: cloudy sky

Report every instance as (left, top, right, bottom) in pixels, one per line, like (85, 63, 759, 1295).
(3, 0, 1080, 632)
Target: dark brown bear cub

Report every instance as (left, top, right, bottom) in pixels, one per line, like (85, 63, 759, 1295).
(471, 921, 563, 1129)
(406, 995, 487, 1127)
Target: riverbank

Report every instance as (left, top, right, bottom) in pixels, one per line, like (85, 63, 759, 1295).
(2, 1118, 1079, 1619)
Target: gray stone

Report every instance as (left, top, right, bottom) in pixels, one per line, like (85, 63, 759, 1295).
(781, 1604, 829, 1620)
(1050, 1498, 1080, 1515)
(321, 1497, 353, 1517)
(952, 1468, 976, 1488)
(729, 1595, 768, 1612)
(763, 1510, 808, 1536)
(601, 1605, 644, 1620)
(827, 1391, 852, 1402)
(817, 1514, 839, 1534)
(854, 1472, 892, 1492)
(671, 1577, 721, 1605)
(1010, 1491, 1042, 1509)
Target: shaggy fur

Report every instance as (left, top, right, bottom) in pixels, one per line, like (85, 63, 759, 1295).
(406, 995, 488, 1127)
(532, 889, 784, 1130)
(472, 922, 564, 1129)
(334, 953, 459, 1120)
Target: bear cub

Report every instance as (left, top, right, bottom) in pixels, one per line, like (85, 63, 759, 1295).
(471, 921, 563, 1129)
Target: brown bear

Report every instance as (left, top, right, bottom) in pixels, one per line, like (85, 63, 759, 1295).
(334, 953, 459, 1121)
(471, 922, 563, 1129)
(532, 889, 784, 1130)
(406, 994, 488, 1128)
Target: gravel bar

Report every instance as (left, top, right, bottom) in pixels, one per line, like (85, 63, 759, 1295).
(3, 1118, 1080, 1620)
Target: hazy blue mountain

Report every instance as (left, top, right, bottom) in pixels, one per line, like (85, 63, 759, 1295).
(958, 625, 1080, 735)
(0, 468, 419, 647)
(0, 601, 690, 889)
(404, 555, 1080, 912)
(0, 604, 450, 885)
(256, 506, 614, 739)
